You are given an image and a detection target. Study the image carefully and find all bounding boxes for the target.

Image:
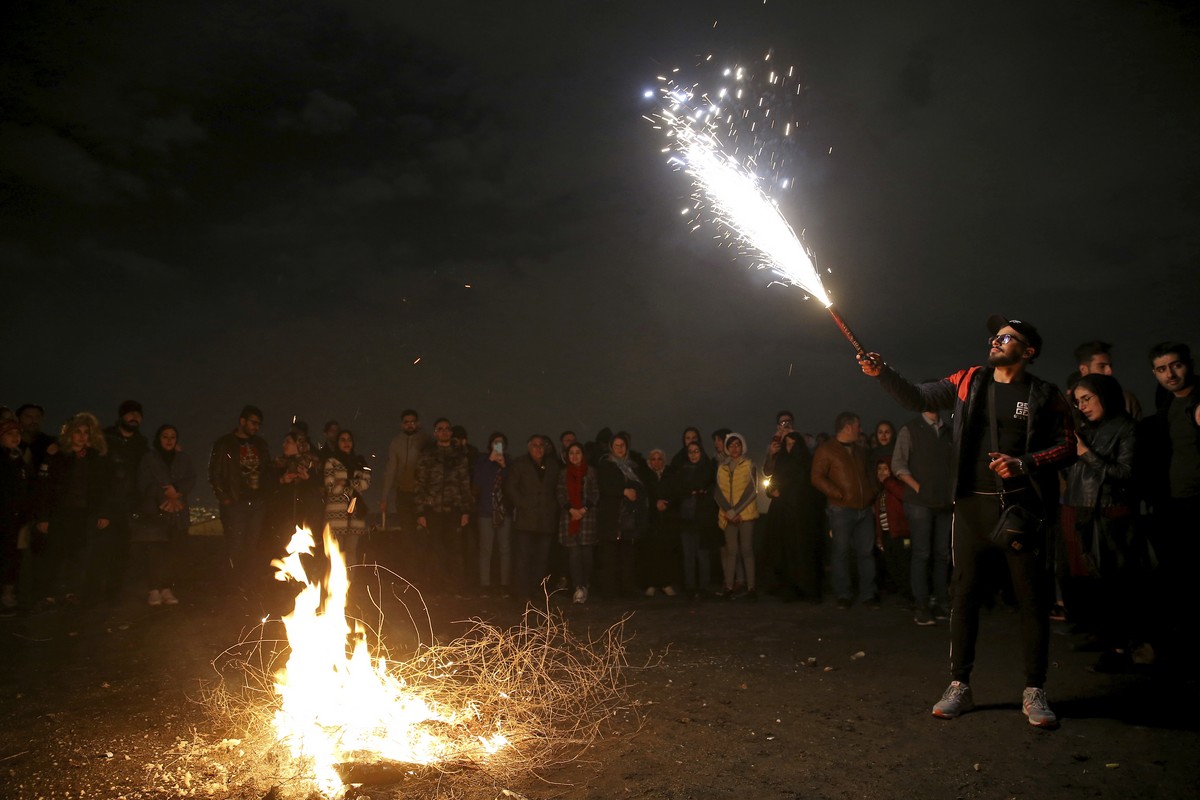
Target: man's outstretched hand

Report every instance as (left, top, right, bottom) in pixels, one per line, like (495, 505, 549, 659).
(858, 352, 884, 377)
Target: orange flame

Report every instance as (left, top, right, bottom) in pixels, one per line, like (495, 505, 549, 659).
(270, 527, 507, 797)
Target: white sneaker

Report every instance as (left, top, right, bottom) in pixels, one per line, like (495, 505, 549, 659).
(160, 588, 178, 605)
(662, 586, 677, 597)
(148, 589, 162, 607)
(1022, 687, 1059, 728)
(932, 681, 974, 719)
(572, 586, 586, 604)
(644, 586, 656, 597)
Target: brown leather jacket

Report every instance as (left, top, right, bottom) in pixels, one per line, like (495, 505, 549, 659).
(811, 439, 876, 509)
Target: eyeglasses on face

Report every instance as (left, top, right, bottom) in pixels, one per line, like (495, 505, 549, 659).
(989, 333, 1028, 348)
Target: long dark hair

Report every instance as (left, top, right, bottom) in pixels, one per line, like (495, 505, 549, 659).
(154, 424, 179, 463)
(1074, 373, 1128, 425)
(327, 428, 365, 472)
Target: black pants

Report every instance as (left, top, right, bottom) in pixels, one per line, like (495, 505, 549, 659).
(596, 536, 637, 598)
(950, 493, 1051, 688)
(35, 507, 94, 600)
(1148, 494, 1200, 657)
(513, 529, 553, 603)
(372, 490, 422, 578)
(637, 524, 679, 589)
(424, 511, 463, 593)
(91, 513, 131, 601)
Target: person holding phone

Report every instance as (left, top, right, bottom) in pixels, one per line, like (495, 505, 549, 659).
(473, 432, 512, 597)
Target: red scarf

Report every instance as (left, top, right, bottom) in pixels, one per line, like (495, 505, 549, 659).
(566, 463, 588, 535)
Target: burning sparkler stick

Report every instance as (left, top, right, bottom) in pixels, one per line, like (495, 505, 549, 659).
(649, 57, 868, 357)
(826, 305, 866, 357)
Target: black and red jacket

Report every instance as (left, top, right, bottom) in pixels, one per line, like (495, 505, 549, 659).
(877, 364, 1075, 513)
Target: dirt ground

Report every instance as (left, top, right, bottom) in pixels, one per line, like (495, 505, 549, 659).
(1, 534, 1197, 800)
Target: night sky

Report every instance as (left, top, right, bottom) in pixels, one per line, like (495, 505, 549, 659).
(4, 0, 1199, 503)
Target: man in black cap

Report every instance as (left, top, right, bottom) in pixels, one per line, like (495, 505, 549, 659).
(858, 315, 1074, 728)
(100, 399, 148, 601)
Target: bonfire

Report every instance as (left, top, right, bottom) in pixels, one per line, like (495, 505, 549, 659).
(191, 526, 630, 799)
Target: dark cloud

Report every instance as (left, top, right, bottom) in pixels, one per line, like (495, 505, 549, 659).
(275, 89, 359, 135)
(137, 108, 208, 153)
(77, 240, 184, 282)
(0, 123, 148, 204)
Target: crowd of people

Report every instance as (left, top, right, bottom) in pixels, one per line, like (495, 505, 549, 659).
(2, 324, 1197, 728)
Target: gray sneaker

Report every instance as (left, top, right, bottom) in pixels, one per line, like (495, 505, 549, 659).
(1022, 687, 1058, 728)
(932, 681, 974, 719)
(914, 607, 936, 626)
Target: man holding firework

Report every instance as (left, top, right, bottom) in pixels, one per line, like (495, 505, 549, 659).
(858, 315, 1075, 728)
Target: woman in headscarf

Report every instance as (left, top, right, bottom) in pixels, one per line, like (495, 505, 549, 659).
(763, 431, 826, 601)
(668, 438, 719, 600)
(714, 432, 759, 599)
(323, 429, 372, 566)
(557, 441, 599, 603)
(1061, 373, 1141, 669)
(640, 448, 679, 597)
(670, 426, 704, 469)
(133, 424, 197, 606)
(595, 432, 645, 598)
(33, 412, 110, 610)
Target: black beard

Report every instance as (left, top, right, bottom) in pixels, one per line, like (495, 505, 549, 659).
(120, 420, 140, 433)
(988, 350, 1022, 367)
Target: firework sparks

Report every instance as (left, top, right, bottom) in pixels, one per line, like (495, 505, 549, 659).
(649, 54, 831, 307)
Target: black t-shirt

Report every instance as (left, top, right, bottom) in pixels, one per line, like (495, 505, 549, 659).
(1168, 396, 1200, 498)
(959, 377, 1031, 494)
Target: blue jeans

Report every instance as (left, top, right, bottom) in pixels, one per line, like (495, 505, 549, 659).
(477, 516, 512, 587)
(828, 506, 876, 603)
(906, 502, 952, 607)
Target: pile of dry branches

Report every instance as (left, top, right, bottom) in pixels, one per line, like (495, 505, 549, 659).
(157, 581, 630, 799)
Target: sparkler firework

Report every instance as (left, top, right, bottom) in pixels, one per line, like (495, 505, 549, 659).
(648, 55, 867, 356)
